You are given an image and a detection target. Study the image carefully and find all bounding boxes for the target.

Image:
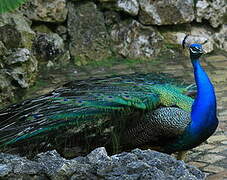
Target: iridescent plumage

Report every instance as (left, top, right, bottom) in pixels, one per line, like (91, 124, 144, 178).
(0, 44, 218, 158)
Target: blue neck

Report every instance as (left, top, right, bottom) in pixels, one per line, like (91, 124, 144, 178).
(164, 57, 218, 153)
(190, 59, 218, 136)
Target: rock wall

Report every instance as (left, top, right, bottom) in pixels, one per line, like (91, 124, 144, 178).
(0, 147, 206, 179)
(0, 0, 226, 106)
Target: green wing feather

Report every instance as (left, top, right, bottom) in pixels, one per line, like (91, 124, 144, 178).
(0, 0, 27, 14)
(0, 73, 194, 147)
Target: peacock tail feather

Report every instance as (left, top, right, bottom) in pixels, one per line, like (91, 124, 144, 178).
(0, 73, 194, 155)
(147, 84, 193, 112)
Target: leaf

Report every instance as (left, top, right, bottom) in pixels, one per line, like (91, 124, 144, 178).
(0, 0, 27, 14)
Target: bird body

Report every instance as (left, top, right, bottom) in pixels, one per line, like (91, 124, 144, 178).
(0, 44, 218, 158)
(163, 48, 218, 154)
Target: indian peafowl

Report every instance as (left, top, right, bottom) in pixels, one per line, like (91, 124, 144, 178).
(0, 42, 218, 159)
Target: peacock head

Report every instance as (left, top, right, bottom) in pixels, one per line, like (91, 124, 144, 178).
(189, 44, 204, 59)
(182, 34, 205, 60)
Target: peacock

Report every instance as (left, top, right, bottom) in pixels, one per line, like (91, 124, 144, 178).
(0, 40, 218, 159)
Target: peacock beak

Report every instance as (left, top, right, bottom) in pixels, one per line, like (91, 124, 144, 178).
(199, 49, 205, 54)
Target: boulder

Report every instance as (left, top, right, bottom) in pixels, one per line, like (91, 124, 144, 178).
(20, 0, 68, 23)
(138, 0, 194, 25)
(0, 12, 35, 49)
(0, 12, 37, 107)
(0, 72, 14, 106)
(32, 32, 70, 66)
(196, 0, 227, 28)
(213, 25, 227, 51)
(0, 148, 206, 180)
(0, 41, 6, 56)
(3, 48, 38, 88)
(116, 0, 139, 16)
(55, 25, 68, 41)
(68, 1, 111, 65)
(0, 48, 38, 108)
(109, 18, 164, 59)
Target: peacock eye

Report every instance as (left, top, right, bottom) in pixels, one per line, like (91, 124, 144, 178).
(190, 47, 198, 53)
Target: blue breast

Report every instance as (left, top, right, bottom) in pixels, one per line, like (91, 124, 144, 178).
(164, 58, 218, 153)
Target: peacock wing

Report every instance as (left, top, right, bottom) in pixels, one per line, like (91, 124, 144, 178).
(121, 107, 191, 151)
(62, 73, 194, 112)
(0, 73, 194, 156)
(0, 75, 162, 147)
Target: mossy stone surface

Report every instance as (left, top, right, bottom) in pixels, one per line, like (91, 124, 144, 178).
(68, 1, 112, 64)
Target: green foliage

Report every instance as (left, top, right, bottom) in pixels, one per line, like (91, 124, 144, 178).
(0, 0, 27, 14)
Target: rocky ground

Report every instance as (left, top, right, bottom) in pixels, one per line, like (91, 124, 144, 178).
(0, 148, 205, 179)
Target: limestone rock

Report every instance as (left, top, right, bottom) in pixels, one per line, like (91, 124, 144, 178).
(0, 72, 14, 106)
(0, 13, 37, 107)
(20, 0, 68, 23)
(5, 48, 31, 65)
(33, 32, 67, 63)
(196, 0, 227, 28)
(109, 19, 164, 59)
(138, 0, 194, 25)
(0, 48, 38, 107)
(0, 41, 7, 56)
(213, 25, 227, 51)
(0, 42, 14, 106)
(117, 0, 139, 16)
(4, 48, 38, 88)
(35, 150, 68, 177)
(0, 12, 35, 49)
(55, 25, 68, 41)
(68, 1, 111, 64)
(0, 148, 206, 179)
(32, 24, 53, 34)
(100, 0, 139, 16)
(32, 25, 70, 63)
